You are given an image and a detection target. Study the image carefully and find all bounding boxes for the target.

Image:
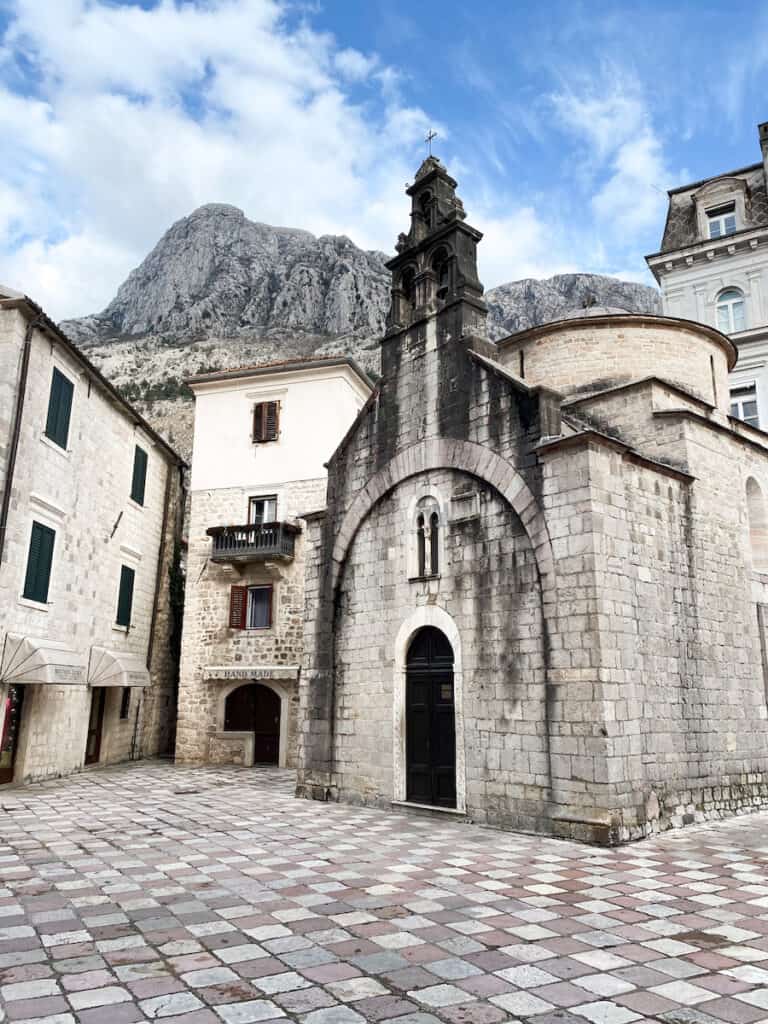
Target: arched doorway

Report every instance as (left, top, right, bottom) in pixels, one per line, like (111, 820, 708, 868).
(406, 626, 456, 807)
(224, 683, 280, 764)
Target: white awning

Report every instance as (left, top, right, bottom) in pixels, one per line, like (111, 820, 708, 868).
(87, 647, 150, 688)
(0, 633, 86, 686)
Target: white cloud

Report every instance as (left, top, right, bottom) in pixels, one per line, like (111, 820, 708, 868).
(0, 0, 433, 318)
(550, 66, 671, 239)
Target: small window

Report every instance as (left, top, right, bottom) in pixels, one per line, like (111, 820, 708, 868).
(417, 513, 426, 577)
(119, 687, 131, 720)
(252, 401, 280, 443)
(44, 367, 74, 450)
(707, 202, 737, 239)
(248, 495, 278, 525)
(247, 586, 273, 629)
(717, 288, 746, 333)
(130, 445, 148, 505)
(23, 521, 56, 603)
(412, 497, 440, 579)
(429, 510, 440, 575)
(116, 565, 135, 628)
(731, 381, 760, 428)
(229, 584, 273, 629)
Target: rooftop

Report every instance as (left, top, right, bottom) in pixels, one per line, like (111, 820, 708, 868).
(186, 354, 374, 391)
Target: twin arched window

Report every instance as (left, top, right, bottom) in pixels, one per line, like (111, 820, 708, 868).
(415, 498, 440, 578)
(716, 288, 746, 334)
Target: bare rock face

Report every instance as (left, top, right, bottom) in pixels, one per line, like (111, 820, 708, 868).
(62, 204, 391, 347)
(485, 273, 661, 341)
(60, 204, 661, 459)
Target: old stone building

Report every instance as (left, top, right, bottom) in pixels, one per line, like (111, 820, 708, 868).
(175, 357, 372, 768)
(0, 287, 184, 785)
(296, 154, 768, 843)
(647, 119, 768, 428)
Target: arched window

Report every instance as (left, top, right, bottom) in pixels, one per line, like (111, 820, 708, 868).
(412, 497, 441, 579)
(747, 478, 768, 572)
(419, 191, 434, 230)
(429, 511, 439, 574)
(716, 288, 746, 333)
(432, 247, 450, 302)
(416, 513, 426, 577)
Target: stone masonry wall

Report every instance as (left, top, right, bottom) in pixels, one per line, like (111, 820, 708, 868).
(330, 467, 547, 829)
(0, 313, 183, 783)
(176, 477, 326, 767)
(499, 320, 732, 415)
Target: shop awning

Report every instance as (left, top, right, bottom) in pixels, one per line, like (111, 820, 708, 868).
(0, 633, 86, 686)
(87, 647, 150, 688)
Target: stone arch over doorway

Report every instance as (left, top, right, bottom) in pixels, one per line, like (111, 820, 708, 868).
(393, 606, 465, 812)
(330, 438, 555, 597)
(218, 679, 292, 767)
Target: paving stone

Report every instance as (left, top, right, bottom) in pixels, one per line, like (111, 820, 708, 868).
(7, 764, 768, 1024)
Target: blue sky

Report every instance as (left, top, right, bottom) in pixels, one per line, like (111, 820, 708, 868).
(1, 0, 767, 319)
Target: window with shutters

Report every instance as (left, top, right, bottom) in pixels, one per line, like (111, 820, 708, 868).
(229, 584, 273, 629)
(252, 401, 280, 443)
(116, 565, 135, 628)
(22, 521, 56, 604)
(44, 367, 74, 450)
(130, 445, 148, 505)
(119, 687, 131, 720)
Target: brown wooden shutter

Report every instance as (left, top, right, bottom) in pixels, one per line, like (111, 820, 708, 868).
(229, 585, 247, 628)
(252, 403, 265, 442)
(252, 401, 280, 443)
(265, 401, 279, 441)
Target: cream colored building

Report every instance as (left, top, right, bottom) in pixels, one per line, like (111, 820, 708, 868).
(175, 356, 372, 768)
(647, 120, 768, 428)
(0, 287, 184, 785)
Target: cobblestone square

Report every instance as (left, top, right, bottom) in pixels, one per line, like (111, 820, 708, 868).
(3, 763, 768, 1023)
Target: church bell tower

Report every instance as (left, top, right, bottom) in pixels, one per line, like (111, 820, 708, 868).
(385, 155, 486, 342)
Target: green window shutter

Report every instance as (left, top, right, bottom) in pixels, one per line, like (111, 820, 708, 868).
(44, 368, 74, 449)
(23, 521, 56, 603)
(116, 565, 135, 627)
(131, 446, 148, 505)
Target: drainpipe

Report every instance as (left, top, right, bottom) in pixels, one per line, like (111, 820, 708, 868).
(0, 314, 42, 567)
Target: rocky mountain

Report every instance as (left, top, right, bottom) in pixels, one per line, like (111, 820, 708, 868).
(61, 205, 661, 457)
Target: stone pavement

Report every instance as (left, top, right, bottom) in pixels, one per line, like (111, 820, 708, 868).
(3, 766, 768, 1024)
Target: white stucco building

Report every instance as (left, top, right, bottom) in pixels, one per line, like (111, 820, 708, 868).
(0, 287, 185, 785)
(647, 120, 768, 428)
(175, 355, 372, 768)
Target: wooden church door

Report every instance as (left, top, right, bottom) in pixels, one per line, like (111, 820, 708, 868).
(406, 627, 456, 808)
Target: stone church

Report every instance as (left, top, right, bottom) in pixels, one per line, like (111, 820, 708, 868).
(296, 154, 768, 843)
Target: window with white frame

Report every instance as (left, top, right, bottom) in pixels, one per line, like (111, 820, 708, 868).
(707, 202, 737, 239)
(716, 287, 746, 333)
(248, 495, 278, 525)
(731, 381, 760, 428)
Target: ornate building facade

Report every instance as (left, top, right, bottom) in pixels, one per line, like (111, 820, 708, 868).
(296, 155, 768, 844)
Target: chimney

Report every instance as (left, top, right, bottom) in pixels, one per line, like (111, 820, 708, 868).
(759, 121, 768, 176)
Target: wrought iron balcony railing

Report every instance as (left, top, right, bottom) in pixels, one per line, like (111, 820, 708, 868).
(206, 521, 300, 563)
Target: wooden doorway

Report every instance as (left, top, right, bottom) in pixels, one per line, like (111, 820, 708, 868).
(406, 626, 456, 808)
(85, 687, 106, 765)
(0, 685, 25, 785)
(224, 683, 280, 764)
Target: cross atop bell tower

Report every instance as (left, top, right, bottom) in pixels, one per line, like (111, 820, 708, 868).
(386, 154, 485, 337)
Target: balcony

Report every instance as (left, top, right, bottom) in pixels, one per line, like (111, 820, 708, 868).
(206, 522, 300, 564)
